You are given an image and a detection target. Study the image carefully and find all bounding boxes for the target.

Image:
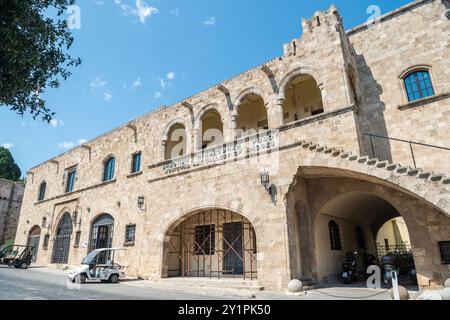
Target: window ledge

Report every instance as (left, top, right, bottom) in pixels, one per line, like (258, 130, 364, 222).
(127, 171, 143, 178)
(398, 92, 450, 111)
(123, 242, 135, 247)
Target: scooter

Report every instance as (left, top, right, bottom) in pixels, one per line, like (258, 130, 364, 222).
(341, 251, 358, 284)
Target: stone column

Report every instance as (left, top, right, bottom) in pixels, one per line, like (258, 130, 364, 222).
(275, 98, 285, 128)
(162, 140, 167, 160)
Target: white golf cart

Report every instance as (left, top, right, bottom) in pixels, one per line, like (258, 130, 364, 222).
(68, 248, 126, 284)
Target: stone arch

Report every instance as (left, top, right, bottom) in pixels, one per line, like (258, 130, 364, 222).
(52, 207, 73, 235)
(161, 206, 259, 279)
(278, 66, 324, 101)
(51, 211, 73, 264)
(163, 118, 190, 160)
(27, 225, 41, 263)
(88, 213, 115, 256)
(232, 90, 269, 137)
(195, 103, 225, 129)
(194, 105, 225, 150)
(286, 163, 450, 287)
(163, 118, 189, 141)
(232, 87, 269, 116)
(278, 67, 324, 124)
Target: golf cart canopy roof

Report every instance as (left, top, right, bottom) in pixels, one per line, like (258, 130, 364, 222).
(91, 248, 126, 253)
(81, 248, 126, 265)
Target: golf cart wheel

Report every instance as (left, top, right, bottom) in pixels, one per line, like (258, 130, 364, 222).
(109, 274, 119, 284)
(76, 274, 87, 284)
(20, 262, 28, 269)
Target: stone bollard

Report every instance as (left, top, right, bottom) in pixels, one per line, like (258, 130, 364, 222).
(286, 279, 305, 296)
(444, 278, 450, 288)
(390, 286, 409, 300)
(440, 288, 450, 300)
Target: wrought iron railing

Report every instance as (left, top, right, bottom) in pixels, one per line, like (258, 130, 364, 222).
(363, 133, 450, 169)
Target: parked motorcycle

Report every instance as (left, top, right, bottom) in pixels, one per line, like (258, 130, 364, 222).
(341, 251, 358, 284)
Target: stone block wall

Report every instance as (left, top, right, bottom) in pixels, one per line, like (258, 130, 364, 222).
(0, 179, 25, 244)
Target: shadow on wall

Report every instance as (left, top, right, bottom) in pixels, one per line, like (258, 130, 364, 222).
(353, 54, 393, 163)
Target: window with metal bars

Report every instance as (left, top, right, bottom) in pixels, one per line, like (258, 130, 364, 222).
(439, 241, 450, 265)
(194, 225, 215, 255)
(403, 70, 435, 102)
(125, 224, 136, 244)
(329, 220, 342, 251)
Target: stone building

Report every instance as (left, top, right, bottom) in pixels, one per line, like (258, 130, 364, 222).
(15, 0, 450, 291)
(0, 179, 25, 245)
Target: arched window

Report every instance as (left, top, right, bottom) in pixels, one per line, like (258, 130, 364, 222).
(38, 182, 46, 201)
(403, 70, 435, 102)
(103, 157, 115, 182)
(328, 220, 342, 251)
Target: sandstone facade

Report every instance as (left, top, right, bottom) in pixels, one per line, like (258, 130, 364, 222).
(0, 179, 25, 244)
(15, 0, 450, 291)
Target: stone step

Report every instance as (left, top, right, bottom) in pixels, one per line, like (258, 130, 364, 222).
(305, 141, 449, 188)
(407, 168, 422, 177)
(430, 174, 446, 182)
(142, 278, 264, 296)
(418, 171, 433, 180)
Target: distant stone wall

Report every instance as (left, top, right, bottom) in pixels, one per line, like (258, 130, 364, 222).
(0, 179, 25, 244)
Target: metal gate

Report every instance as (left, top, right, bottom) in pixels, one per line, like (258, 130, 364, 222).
(51, 213, 73, 264)
(166, 210, 257, 279)
(89, 214, 114, 264)
(28, 235, 40, 263)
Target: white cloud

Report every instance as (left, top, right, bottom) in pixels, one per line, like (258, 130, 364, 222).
(114, 0, 159, 24)
(78, 139, 88, 145)
(94, 0, 105, 5)
(50, 118, 64, 128)
(58, 141, 74, 152)
(1, 143, 14, 149)
(90, 77, 107, 92)
(159, 78, 167, 89)
(171, 8, 179, 16)
(203, 17, 216, 26)
(104, 92, 113, 101)
(154, 91, 162, 99)
(166, 72, 175, 80)
(132, 78, 142, 88)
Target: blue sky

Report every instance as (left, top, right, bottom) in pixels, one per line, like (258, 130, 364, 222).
(0, 0, 412, 176)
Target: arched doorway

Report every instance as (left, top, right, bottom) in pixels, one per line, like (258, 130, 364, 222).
(51, 212, 73, 264)
(282, 74, 323, 124)
(89, 214, 114, 263)
(163, 209, 258, 280)
(27, 226, 41, 263)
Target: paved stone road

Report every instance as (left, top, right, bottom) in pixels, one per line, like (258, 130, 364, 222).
(0, 266, 414, 300)
(0, 266, 230, 300)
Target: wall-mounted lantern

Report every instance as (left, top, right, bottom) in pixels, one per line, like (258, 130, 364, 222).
(41, 216, 47, 228)
(138, 195, 145, 210)
(260, 171, 278, 204)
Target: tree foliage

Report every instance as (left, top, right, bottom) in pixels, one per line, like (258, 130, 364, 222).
(0, 147, 22, 181)
(0, 0, 81, 121)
